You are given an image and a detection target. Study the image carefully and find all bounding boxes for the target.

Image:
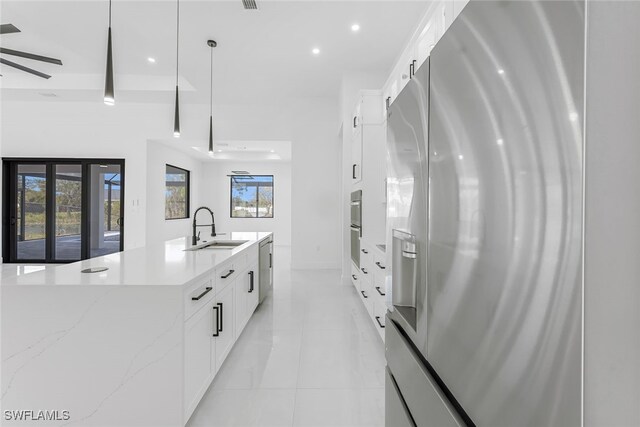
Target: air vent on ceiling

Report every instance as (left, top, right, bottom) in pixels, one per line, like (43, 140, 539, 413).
(231, 170, 251, 175)
(242, 0, 258, 10)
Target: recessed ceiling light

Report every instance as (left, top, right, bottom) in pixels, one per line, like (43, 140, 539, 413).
(312, 47, 320, 55)
(497, 138, 504, 145)
(147, 57, 156, 63)
(216, 149, 222, 153)
(497, 68, 505, 75)
(569, 112, 579, 122)
(351, 23, 360, 32)
(458, 155, 464, 160)
(270, 150, 275, 153)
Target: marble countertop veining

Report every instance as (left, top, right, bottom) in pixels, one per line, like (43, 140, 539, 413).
(0, 232, 272, 287)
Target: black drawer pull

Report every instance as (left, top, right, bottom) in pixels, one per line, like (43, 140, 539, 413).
(220, 269, 235, 279)
(361, 268, 368, 274)
(361, 249, 368, 254)
(352, 164, 357, 179)
(375, 286, 386, 296)
(212, 305, 220, 337)
(192, 286, 213, 301)
(375, 316, 385, 328)
(217, 302, 224, 332)
(360, 290, 368, 299)
(352, 274, 358, 281)
(248, 271, 254, 293)
(375, 261, 385, 269)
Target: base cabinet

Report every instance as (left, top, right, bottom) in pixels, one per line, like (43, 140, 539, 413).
(184, 299, 216, 418)
(352, 241, 387, 342)
(213, 283, 235, 372)
(183, 240, 265, 424)
(235, 262, 259, 338)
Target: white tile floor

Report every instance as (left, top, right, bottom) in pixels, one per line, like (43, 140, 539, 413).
(187, 247, 386, 427)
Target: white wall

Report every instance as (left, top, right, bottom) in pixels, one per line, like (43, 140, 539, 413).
(200, 161, 292, 246)
(290, 98, 341, 269)
(145, 141, 204, 247)
(0, 101, 168, 250)
(1, 96, 341, 269)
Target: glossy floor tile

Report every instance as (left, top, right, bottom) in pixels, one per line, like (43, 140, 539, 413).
(187, 246, 386, 427)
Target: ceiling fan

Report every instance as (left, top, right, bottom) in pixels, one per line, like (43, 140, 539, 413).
(0, 23, 62, 79)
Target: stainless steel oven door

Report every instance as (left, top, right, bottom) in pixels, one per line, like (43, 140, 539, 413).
(350, 225, 361, 268)
(350, 190, 362, 229)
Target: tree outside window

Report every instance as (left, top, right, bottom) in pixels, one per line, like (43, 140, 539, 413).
(166, 165, 190, 220)
(230, 175, 273, 218)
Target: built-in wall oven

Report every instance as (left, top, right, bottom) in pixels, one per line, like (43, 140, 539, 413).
(350, 190, 362, 268)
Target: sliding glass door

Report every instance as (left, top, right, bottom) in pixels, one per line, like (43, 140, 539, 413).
(3, 159, 125, 263)
(15, 163, 47, 260)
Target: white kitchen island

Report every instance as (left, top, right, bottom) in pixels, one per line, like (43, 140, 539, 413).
(0, 232, 272, 427)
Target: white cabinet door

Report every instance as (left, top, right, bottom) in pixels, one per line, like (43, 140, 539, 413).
(184, 303, 214, 418)
(213, 283, 235, 372)
(351, 127, 363, 184)
(247, 263, 260, 316)
(234, 266, 258, 337)
(234, 272, 248, 338)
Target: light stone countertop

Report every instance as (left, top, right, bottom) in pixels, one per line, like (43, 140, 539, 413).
(0, 232, 272, 287)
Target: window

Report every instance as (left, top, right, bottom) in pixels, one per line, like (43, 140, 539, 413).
(165, 165, 190, 220)
(2, 159, 124, 263)
(230, 175, 274, 218)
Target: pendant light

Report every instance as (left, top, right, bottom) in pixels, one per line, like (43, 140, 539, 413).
(104, 0, 115, 105)
(207, 39, 217, 154)
(173, 0, 180, 137)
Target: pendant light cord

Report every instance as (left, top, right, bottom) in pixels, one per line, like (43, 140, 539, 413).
(176, 0, 179, 86)
(108, 0, 112, 27)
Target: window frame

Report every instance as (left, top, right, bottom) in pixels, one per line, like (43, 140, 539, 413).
(165, 164, 191, 220)
(2, 157, 125, 264)
(229, 175, 274, 219)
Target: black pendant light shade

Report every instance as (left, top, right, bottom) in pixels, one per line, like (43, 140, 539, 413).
(173, 0, 180, 137)
(104, 0, 114, 105)
(207, 39, 217, 154)
(208, 115, 213, 153)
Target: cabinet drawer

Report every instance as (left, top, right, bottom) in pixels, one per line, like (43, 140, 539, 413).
(373, 300, 387, 341)
(358, 279, 374, 317)
(184, 275, 215, 321)
(216, 260, 237, 292)
(373, 252, 386, 271)
(350, 263, 360, 289)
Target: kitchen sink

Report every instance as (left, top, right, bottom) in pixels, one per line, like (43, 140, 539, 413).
(185, 240, 249, 251)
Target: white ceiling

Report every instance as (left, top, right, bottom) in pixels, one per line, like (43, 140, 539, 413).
(0, 0, 430, 105)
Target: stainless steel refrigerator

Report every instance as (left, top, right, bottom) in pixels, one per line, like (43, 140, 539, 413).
(385, 1, 584, 425)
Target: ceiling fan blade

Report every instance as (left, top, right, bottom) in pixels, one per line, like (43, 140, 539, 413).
(0, 24, 20, 35)
(0, 57, 50, 79)
(0, 48, 62, 65)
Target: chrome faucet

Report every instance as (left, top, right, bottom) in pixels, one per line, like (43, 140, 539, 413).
(192, 206, 217, 245)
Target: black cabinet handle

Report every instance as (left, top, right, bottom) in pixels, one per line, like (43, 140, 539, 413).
(248, 271, 254, 293)
(361, 290, 368, 299)
(409, 60, 417, 78)
(385, 97, 391, 111)
(220, 269, 235, 279)
(375, 261, 385, 270)
(192, 286, 213, 301)
(217, 302, 224, 332)
(353, 116, 357, 128)
(352, 274, 357, 281)
(269, 253, 272, 268)
(212, 305, 220, 337)
(361, 249, 368, 254)
(352, 164, 357, 180)
(375, 286, 386, 296)
(361, 268, 368, 274)
(375, 316, 385, 328)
